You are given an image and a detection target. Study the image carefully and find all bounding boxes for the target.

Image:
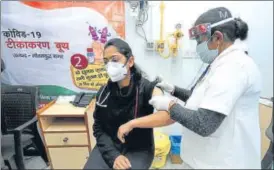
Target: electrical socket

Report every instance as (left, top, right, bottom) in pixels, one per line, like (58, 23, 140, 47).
(175, 23, 182, 30)
(136, 20, 143, 27)
(170, 44, 178, 56)
(129, 1, 139, 17)
(156, 40, 165, 53)
(146, 41, 155, 51)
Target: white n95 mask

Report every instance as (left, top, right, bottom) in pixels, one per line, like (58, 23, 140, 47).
(196, 40, 219, 64)
(106, 62, 128, 82)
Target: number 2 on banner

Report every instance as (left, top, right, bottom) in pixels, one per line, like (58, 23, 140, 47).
(70, 54, 88, 70)
(75, 56, 82, 67)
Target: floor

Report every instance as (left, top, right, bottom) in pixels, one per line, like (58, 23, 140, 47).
(42, 157, 182, 169)
(25, 155, 274, 170)
(25, 156, 48, 169)
(157, 156, 184, 169)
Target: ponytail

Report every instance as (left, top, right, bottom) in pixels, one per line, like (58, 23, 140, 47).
(235, 18, 249, 41)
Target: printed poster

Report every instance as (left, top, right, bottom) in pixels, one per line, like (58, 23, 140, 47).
(1, 1, 125, 108)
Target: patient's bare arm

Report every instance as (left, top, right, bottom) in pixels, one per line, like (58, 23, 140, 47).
(127, 87, 175, 128)
(150, 87, 175, 126)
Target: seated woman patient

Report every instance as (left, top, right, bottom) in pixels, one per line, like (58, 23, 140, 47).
(83, 38, 168, 169)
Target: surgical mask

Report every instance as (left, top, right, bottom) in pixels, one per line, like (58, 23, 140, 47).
(106, 61, 128, 82)
(196, 40, 219, 64)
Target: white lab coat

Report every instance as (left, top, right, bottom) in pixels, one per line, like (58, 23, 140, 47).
(181, 44, 262, 169)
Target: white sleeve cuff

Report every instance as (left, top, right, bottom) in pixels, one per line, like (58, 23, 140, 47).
(199, 101, 230, 116)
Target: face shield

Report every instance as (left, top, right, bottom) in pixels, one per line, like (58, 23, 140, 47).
(188, 18, 235, 43)
(189, 17, 235, 64)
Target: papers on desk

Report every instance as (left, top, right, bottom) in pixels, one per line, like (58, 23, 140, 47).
(56, 95, 76, 104)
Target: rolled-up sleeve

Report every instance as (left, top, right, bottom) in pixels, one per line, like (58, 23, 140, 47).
(199, 63, 248, 116)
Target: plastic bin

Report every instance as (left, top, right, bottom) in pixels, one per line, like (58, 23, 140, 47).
(169, 135, 183, 164)
(151, 131, 171, 169)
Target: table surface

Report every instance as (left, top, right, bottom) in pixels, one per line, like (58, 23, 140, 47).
(39, 103, 88, 116)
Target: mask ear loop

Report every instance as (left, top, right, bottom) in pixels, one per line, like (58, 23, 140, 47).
(122, 58, 129, 67)
(122, 59, 130, 78)
(122, 52, 131, 68)
(213, 32, 222, 55)
(206, 33, 220, 51)
(122, 55, 133, 77)
(123, 53, 134, 71)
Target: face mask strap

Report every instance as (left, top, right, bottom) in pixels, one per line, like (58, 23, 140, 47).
(118, 57, 130, 79)
(122, 56, 133, 77)
(204, 34, 220, 53)
(123, 58, 129, 68)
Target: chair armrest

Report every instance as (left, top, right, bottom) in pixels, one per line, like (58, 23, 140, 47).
(12, 116, 37, 170)
(13, 130, 26, 169)
(266, 120, 273, 142)
(13, 116, 37, 132)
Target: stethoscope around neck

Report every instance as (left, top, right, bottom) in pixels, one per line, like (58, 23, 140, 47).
(96, 85, 110, 108)
(98, 59, 129, 108)
(96, 84, 139, 118)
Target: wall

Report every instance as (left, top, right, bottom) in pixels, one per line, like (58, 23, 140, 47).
(124, 1, 273, 135)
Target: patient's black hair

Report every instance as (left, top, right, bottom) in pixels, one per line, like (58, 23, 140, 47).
(104, 38, 147, 82)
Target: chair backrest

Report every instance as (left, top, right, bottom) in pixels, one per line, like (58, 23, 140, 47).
(1, 59, 5, 72)
(1, 85, 39, 132)
(266, 119, 273, 142)
(271, 97, 274, 142)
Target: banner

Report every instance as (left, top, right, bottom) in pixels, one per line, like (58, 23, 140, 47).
(1, 1, 125, 108)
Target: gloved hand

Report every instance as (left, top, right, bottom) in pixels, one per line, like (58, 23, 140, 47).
(156, 75, 175, 94)
(149, 95, 174, 111)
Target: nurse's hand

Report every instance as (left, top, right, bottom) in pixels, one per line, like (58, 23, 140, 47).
(113, 155, 131, 169)
(149, 95, 174, 111)
(156, 75, 175, 94)
(117, 122, 134, 143)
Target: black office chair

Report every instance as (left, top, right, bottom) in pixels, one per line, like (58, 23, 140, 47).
(261, 97, 273, 169)
(1, 59, 9, 170)
(1, 85, 47, 170)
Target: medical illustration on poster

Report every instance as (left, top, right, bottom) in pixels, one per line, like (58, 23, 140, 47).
(1, 1, 125, 108)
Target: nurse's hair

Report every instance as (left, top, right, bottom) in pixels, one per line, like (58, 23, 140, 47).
(104, 38, 148, 81)
(195, 7, 248, 42)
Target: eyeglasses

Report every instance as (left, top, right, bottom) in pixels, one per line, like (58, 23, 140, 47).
(103, 55, 124, 65)
(189, 23, 211, 40)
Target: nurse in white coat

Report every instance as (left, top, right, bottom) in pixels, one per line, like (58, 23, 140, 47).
(117, 7, 262, 169)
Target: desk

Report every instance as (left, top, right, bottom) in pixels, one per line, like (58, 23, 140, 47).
(259, 102, 273, 159)
(37, 99, 96, 169)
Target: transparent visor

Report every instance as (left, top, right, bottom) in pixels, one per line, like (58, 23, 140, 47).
(188, 18, 235, 41)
